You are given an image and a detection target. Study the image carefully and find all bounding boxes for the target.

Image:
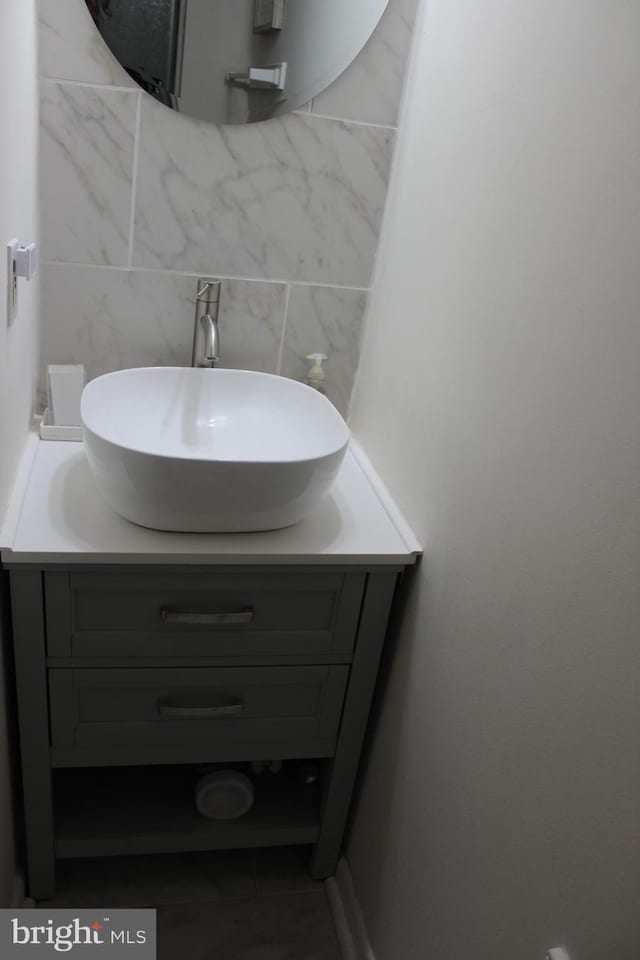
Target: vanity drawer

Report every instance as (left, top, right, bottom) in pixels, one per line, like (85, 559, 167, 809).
(48, 665, 349, 763)
(45, 571, 365, 661)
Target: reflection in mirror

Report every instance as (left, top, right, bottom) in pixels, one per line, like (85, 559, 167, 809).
(85, 0, 389, 125)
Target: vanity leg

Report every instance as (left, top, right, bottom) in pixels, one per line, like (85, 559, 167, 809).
(10, 572, 56, 900)
(311, 572, 398, 879)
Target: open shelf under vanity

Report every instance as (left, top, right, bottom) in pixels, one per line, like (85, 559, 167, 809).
(53, 763, 322, 859)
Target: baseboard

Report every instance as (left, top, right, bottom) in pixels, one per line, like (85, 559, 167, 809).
(325, 857, 376, 960)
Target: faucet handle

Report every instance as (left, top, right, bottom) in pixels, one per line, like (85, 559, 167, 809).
(194, 278, 221, 305)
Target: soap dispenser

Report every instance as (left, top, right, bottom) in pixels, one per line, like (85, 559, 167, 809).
(306, 353, 328, 395)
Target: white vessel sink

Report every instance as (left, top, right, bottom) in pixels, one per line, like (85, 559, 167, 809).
(81, 367, 349, 532)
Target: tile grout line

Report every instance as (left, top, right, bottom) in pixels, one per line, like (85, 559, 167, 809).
(39, 76, 138, 95)
(299, 110, 397, 132)
(276, 284, 292, 375)
(127, 92, 142, 270)
(39, 261, 371, 294)
(41, 77, 396, 132)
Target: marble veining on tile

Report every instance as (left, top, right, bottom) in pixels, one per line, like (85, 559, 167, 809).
(38, 265, 288, 397)
(216, 279, 287, 374)
(39, 265, 193, 393)
(40, 82, 138, 266)
(133, 100, 393, 287)
(281, 286, 368, 416)
(39, 0, 136, 87)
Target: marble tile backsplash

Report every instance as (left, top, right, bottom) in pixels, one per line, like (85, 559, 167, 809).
(39, 0, 136, 88)
(38, 0, 416, 416)
(40, 263, 289, 377)
(40, 266, 195, 376)
(41, 82, 138, 266)
(281, 287, 368, 417)
(133, 101, 393, 286)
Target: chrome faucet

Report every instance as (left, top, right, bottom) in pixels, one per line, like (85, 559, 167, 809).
(191, 278, 221, 367)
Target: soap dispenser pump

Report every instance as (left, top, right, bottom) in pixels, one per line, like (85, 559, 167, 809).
(306, 353, 328, 395)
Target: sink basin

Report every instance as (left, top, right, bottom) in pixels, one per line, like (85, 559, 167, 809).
(81, 367, 349, 532)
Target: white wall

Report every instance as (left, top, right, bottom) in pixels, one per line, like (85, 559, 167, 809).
(348, 2, 640, 958)
(0, 0, 38, 516)
(0, 0, 39, 904)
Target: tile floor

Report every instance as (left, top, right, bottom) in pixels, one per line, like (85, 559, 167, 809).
(38, 847, 343, 960)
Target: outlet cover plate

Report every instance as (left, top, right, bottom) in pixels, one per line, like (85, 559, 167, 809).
(6, 239, 18, 325)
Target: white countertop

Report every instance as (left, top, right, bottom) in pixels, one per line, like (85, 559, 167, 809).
(0, 438, 420, 566)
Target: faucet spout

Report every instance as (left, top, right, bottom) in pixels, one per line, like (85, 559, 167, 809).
(192, 279, 222, 368)
(200, 312, 219, 365)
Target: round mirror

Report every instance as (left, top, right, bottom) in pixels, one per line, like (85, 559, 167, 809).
(85, 0, 390, 125)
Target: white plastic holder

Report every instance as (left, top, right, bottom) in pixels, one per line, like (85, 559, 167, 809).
(39, 409, 83, 442)
(47, 363, 86, 428)
(546, 949, 571, 960)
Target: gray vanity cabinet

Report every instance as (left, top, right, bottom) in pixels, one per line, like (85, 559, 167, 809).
(9, 564, 400, 900)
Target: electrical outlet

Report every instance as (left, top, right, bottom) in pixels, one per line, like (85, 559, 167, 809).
(546, 948, 571, 960)
(6, 239, 18, 325)
(6, 238, 37, 326)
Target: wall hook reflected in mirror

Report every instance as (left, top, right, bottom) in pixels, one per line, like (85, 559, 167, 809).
(226, 62, 287, 92)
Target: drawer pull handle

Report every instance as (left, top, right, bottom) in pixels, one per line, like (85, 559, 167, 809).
(160, 608, 254, 625)
(157, 698, 245, 718)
